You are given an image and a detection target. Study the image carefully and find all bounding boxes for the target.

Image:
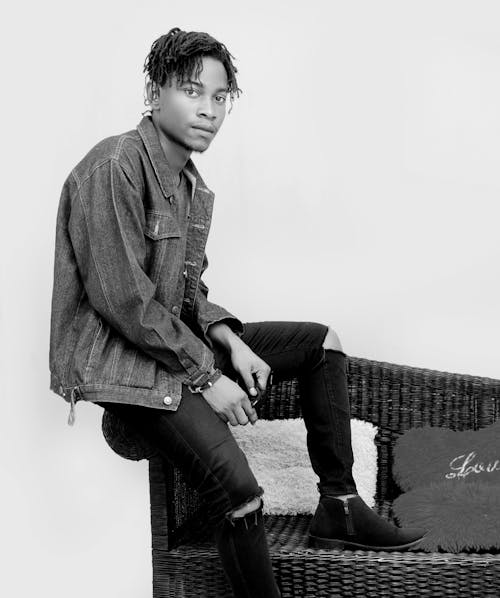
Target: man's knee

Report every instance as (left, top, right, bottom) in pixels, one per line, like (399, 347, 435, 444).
(229, 495, 262, 519)
(322, 326, 343, 351)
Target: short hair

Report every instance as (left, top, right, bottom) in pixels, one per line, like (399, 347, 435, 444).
(143, 28, 241, 101)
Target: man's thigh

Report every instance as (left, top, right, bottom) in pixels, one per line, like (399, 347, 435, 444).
(98, 391, 259, 510)
(214, 321, 329, 381)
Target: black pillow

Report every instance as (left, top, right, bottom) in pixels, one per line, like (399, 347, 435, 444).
(392, 421, 500, 553)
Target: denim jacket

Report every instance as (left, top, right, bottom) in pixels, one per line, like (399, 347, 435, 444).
(49, 115, 243, 424)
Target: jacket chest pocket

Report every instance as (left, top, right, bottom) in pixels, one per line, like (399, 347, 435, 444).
(144, 211, 182, 284)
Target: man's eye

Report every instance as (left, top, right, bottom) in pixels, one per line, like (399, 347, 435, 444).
(184, 88, 199, 97)
(215, 95, 227, 104)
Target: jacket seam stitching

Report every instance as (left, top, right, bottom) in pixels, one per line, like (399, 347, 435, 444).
(63, 289, 86, 383)
(84, 318, 103, 383)
(112, 133, 136, 161)
(76, 185, 116, 317)
(75, 156, 138, 190)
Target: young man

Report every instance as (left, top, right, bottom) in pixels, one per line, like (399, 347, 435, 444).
(50, 28, 425, 598)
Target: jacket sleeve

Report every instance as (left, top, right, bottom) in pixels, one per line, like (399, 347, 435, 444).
(68, 158, 215, 387)
(193, 253, 244, 349)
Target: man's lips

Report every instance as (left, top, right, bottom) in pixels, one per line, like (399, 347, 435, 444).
(191, 124, 216, 134)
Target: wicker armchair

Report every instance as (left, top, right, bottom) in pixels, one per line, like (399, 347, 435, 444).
(130, 357, 500, 597)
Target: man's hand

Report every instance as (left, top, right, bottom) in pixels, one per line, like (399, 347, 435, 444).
(229, 338, 271, 398)
(201, 375, 258, 426)
(206, 322, 272, 397)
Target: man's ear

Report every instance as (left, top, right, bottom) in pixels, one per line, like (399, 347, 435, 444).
(145, 81, 160, 108)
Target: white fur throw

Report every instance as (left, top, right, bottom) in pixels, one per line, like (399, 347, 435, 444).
(231, 418, 378, 515)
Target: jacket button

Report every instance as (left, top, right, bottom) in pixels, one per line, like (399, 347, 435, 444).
(172, 306, 180, 315)
(163, 396, 173, 406)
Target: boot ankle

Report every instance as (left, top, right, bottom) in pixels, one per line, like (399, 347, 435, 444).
(324, 493, 357, 500)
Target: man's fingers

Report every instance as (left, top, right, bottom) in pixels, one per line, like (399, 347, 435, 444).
(232, 405, 249, 426)
(226, 411, 239, 427)
(242, 371, 258, 396)
(241, 396, 258, 425)
(255, 368, 270, 391)
(255, 361, 271, 391)
(248, 408, 258, 425)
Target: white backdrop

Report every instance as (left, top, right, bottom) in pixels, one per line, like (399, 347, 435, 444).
(2, 1, 500, 596)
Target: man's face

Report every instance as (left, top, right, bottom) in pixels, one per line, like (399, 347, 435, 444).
(153, 56, 229, 154)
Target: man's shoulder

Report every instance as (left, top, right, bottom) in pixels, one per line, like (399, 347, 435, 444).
(70, 124, 145, 187)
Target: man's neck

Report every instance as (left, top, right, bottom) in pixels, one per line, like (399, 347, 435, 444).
(151, 115, 191, 177)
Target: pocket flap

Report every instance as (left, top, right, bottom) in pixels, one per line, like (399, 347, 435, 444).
(144, 212, 181, 240)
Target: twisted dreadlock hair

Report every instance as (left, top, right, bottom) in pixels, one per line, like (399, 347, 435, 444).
(143, 28, 241, 102)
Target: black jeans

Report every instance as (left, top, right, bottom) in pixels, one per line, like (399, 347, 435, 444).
(97, 321, 357, 596)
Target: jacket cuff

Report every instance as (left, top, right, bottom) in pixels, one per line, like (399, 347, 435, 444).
(180, 343, 217, 387)
(201, 316, 244, 350)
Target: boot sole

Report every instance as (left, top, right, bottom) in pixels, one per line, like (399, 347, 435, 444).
(308, 534, 424, 552)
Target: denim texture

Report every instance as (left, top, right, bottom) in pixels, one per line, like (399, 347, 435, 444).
(299, 348, 357, 495)
(97, 320, 357, 528)
(50, 115, 243, 416)
(96, 321, 356, 597)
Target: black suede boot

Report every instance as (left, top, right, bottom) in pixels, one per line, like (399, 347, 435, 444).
(308, 494, 426, 551)
(214, 504, 281, 598)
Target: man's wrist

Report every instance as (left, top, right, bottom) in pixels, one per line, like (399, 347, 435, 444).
(188, 368, 223, 394)
(207, 322, 242, 352)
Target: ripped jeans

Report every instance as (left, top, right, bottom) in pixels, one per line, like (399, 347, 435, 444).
(97, 321, 357, 597)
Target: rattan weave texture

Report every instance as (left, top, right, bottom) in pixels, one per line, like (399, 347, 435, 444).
(147, 356, 500, 597)
(152, 515, 500, 597)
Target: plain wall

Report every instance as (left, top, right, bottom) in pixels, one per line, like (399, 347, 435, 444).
(2, 1, 499, 596)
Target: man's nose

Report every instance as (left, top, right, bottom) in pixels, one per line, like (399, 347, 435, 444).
(197, 97, 217, 119)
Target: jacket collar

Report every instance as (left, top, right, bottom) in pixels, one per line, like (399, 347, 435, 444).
(137, 115, 212, 200)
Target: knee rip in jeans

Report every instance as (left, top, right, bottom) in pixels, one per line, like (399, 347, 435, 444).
(309, 327, 344, 373)
(225, 486, 264, 529)
(322, 326, 343, 352)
